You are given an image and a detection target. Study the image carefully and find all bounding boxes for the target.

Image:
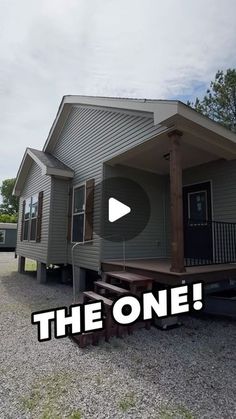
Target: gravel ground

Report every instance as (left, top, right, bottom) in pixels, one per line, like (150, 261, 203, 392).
(0, 252, 235, 419)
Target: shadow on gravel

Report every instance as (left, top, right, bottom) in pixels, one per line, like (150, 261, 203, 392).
(1, 270, 73, 312)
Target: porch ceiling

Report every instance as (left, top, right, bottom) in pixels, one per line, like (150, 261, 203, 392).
(106, 129, 236, 175)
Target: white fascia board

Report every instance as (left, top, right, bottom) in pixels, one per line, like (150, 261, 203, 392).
(13, 188, 21, 197)
(45, 167, 74, 178)
(12, 149, 30, 196)
(27, 148, 46, 171)
(64, 95, 169, 112)
(153, 102, 179, 125)
(177, 102, 236, 144)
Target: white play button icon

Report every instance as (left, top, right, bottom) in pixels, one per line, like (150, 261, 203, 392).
(89, 177, 151, 241)
(108, 197, 131, 223)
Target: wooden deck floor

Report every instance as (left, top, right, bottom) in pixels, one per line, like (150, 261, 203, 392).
(102, 258, 236, 285)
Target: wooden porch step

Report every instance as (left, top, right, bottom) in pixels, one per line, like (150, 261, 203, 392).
(105, 271, 153, 283)
(83, 291, 113, 307)
(71, 331, 99, 348)
(94, 281, 129, 296)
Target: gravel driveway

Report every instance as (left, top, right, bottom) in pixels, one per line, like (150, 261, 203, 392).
(0, 252, 235, 419)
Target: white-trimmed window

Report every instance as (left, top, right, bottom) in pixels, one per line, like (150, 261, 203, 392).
(71, 179, 95, 243)
(30, 194, 38, 240)
(0, 230, 6, 244)
(72, 184, 86, 242)
(23, 194, 38, 241)
(70, 179, 95, 243)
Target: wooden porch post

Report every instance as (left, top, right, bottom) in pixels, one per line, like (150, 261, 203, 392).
(168, 130, 186, 273)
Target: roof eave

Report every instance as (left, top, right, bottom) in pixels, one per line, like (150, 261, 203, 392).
(41, 94, 236, 164)
(12, 149, 29, 196)
(13, 148, 74, 197)
(44, 166, 74, 178)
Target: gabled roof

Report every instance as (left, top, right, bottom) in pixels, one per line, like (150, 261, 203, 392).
(27, 148, 74, 174)
(14, 95, 236, 197)
(43, 95, 236, 154)
(13, 148, 74, 196)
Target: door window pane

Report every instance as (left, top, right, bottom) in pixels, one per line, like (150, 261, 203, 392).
(74, 186, 85, 213)
(188, 191, 207, 222)
(72, 214, 84, 242)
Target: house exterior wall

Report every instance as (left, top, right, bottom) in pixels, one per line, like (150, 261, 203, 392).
(102, 164, 167, 260)
(52, 105, 164, 270)
(182, 159, 236, 222)
(47, 177, 70, 264)
(16, 161, 51, 263)
(165, 158, 236, 256)
(17, 105, 236, 269)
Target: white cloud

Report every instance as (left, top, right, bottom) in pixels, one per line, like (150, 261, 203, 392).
(0, 0, 236, 186)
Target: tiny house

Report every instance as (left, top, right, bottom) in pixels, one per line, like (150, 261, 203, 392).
(0, 223, 17, 251)
(13, 96, 236, 291)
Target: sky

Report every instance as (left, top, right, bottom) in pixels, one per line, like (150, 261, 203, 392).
(0, 0, 236, 190)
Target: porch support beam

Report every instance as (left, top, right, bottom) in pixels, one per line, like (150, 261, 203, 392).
(168, 130, 186, 273)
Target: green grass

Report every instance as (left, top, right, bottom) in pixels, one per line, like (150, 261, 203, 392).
(118, 393, 136, 412)
(21, 372, 75, 418)
(68, 411, 82, 419)
(22, 389, 42, 411)
(25, 259, 37, 271)
(40, 409, 61, 419)
(159, 405, 195, 419)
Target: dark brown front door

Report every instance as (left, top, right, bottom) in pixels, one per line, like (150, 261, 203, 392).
(183, 181, 213, 262)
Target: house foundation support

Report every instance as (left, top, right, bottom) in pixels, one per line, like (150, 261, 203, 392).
(73, 266, 86, 301)
(18, 255, 26, 274)
(168, 130, 186, 273)
(37, 262, 47, 283)
(61, 265, 70, 284)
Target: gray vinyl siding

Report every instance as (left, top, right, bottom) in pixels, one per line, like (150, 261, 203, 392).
(47, 177, 69, 264)
(183, 159, 236, 222)
(52, 105, 164, 270)
(102, 164, 167, 260)
(165, 158, 236, 256)
(16, 162, 51, 263)
(0, 229, 17, 248)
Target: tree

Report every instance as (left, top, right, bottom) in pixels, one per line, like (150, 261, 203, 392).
(0, 213, 17, 223)
(0, 178, 18, 216)
(188, 69, 236, 132)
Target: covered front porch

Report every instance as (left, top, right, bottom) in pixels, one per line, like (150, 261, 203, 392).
(102, 258, 236, 285)
(102, 110, 236, 281)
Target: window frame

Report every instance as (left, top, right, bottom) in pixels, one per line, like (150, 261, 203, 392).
(71, 182, 86, 244)
(0, 230, 6, 244)
(29, 194, 38, 242)
(23, 194, 39, 242)
(23, 197, 31, 241)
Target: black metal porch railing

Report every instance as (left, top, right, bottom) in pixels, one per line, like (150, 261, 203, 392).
(184, 219, 236, 267)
